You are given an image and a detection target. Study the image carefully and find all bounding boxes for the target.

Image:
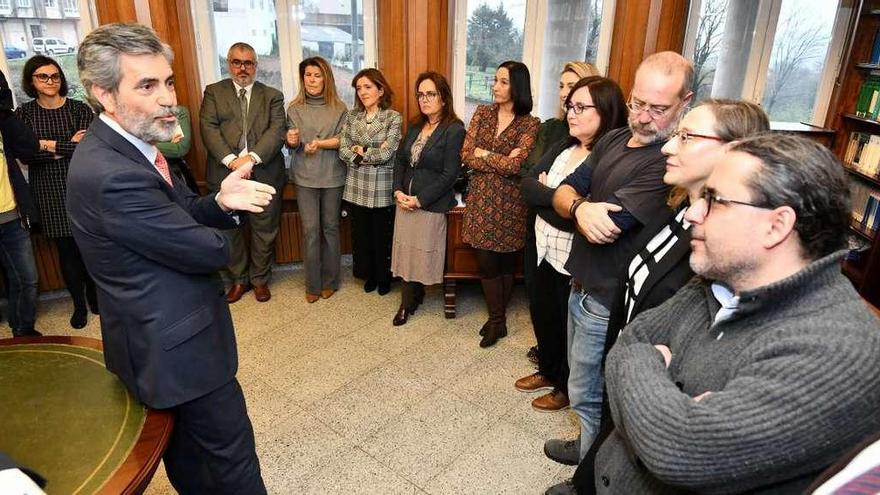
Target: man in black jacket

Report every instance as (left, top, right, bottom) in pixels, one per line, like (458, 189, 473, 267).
(0, 70, 41, 337)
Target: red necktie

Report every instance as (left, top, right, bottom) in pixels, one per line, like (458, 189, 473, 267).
(154, 151, 173, 186)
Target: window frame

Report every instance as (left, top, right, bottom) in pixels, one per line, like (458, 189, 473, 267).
(451, 0, 616, 122)
(682, 0, 852, 125)
(191, 0, 378, 102)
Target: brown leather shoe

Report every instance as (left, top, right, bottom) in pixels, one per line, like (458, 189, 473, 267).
(532, 389, 570, 412)
(320, 288, 335, 299)
(226, 283, 252, 303)
(253, 284, 271, 302)
(514, 372, 554, 393)
(306, 293, 320, 303)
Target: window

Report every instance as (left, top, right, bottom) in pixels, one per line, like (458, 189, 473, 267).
(212, 0, 228, 12)
(683, 0, 851, 125)
(0, 0, 10, 9)
(452, 0, 615, 123)
(191, 0, 377, 107)
(0, 0, 96, 105)
(17, 0, 31, 7)
(44, 0, 56, 7)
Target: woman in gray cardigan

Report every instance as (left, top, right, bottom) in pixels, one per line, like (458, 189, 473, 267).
(285, 57, 347, 303)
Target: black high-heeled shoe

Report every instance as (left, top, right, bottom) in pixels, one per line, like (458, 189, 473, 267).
(392, 306, 413, 326)
(363, 279, 377, 293)
(70, 307, 88, 329)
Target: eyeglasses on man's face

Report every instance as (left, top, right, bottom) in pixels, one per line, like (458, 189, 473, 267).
(228, 59, 256, 69)
(33, 73, 61, 83)
(696, 188, 771, 216)
(565, 102, 596, 115)
(627, 96, 677, 119)
(670, 129, 725, 146)
(416, 91, 438, 102)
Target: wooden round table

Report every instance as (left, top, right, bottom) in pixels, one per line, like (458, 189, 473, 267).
(0, 336, 173, 494)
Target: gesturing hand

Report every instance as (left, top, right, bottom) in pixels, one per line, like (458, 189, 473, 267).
(575, 201, 622, 244)
(216, 161, 276, 213)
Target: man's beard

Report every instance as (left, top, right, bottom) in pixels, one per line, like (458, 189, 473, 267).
(628, 112, 680, 145)
(117, 102, 177, 144)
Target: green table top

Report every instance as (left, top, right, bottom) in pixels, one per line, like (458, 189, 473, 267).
(0, 341, 147, 494)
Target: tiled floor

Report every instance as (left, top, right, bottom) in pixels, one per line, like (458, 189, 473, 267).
(20, 261, 578, 494)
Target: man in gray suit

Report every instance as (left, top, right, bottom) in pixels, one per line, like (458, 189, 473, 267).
(200, 42, 286, 303)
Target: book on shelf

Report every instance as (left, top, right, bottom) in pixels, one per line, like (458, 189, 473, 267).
(856, 76, 880, 118)
(850, 180, 880, 235)
(871, 27, 880, 65)
(844, 131, 880, 177)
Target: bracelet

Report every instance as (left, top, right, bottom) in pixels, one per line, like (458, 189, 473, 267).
(569, 197, 589, 218)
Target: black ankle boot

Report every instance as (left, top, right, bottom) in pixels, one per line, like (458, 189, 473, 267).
(70, 306, 88, 329)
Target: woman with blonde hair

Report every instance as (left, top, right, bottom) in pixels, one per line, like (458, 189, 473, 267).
(285, 56, 347, 302)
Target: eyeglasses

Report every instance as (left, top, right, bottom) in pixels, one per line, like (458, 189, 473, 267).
(670, 129, 725, 145)
(416, 91, 438, 102)
(565, 102, 596, 115)
(33, 73, 61, 83)
(699, 188, 770, 215)
(627, 96, 675, 119)
(229, 59, 256, 69)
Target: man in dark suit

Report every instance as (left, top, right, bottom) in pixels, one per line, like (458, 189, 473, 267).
(200, 42, 286, 304)
(67, 23, 273, 494)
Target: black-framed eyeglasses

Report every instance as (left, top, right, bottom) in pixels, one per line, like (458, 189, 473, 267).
(565, 102, 596, 115)
(626, 95, 675, 119)
(229, 59, 256, 69)
(416, 91, 438, 102)
(701, 188, 770, 214)
(670, 129, 726, 145)
(33, 73, 61, 83)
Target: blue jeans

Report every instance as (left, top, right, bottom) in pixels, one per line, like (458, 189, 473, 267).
(0, 220, 37, 335)
(567, 287, 610, 460)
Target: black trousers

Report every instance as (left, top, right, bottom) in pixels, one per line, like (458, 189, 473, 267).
(529, 259, 571, 392)
(162, 378, 266, 495)
(54, 236, 95, 311)
(347, 202, 394, 285)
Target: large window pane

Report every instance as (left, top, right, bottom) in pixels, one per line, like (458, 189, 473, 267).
(689, 0, 729, 103)
(299, 0, 365, 108)
(463, 0, 526, 123)
(211, 0, 282, 91)
(535, 0, 604, 120)
(0, 0, 90, 105)
(760, 0, 838, 122)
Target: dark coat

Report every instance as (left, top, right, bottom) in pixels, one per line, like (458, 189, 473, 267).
(66, 117, 239, 409)
(0, 110, 39, 228)
(393, 120, 465, 213)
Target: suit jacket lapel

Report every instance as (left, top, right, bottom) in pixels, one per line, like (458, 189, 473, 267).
(246, 83, 261, 133)
(419, 123, 444, 158)
(91, 117, 177, 193)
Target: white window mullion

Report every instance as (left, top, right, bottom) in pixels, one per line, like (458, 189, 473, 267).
(191, 0, 220, 91)
(744, 0, 781, 103)
(276, 0, 298, 101)
(362, 0, 377, 69)
(594, 0, 616, 76)
(682, 0, 704, 61)
(522, 0, 546, 111)
(452, 0, 468, 119)
(810, 2, 853, 125)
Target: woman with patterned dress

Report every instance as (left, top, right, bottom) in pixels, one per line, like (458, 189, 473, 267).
(390, 72, 465, 326)
(286, 56, 347, 303)
(339, 68, 402, 295)
(461, 60, 540, 347)
(16, 55, 95, 329)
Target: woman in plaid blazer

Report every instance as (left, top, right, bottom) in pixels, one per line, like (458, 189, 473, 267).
(340, 68, 402, 295)
(16, 55, 96, 329)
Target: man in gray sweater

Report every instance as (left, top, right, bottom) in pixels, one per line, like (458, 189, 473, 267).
(592, 133, 880, 494)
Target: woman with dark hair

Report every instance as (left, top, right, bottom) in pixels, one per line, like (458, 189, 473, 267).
(461, 60, 540, 347)
(390, 72, 465, 325)
(286, 56, 347, 303)
(515, 76, 627, 412)
(16, 55, 95, 329)
(339, 68, 402, 295)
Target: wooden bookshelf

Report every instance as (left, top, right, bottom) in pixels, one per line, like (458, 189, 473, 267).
(829, 0, 880, 306)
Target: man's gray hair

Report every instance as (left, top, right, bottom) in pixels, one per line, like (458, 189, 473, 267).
(227, 42, 258, 62)
(77, 23, 174, 113)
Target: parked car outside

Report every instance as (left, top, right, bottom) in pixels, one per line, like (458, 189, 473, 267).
(4, 46, 26, 59)
(32, 37, 75, 55)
